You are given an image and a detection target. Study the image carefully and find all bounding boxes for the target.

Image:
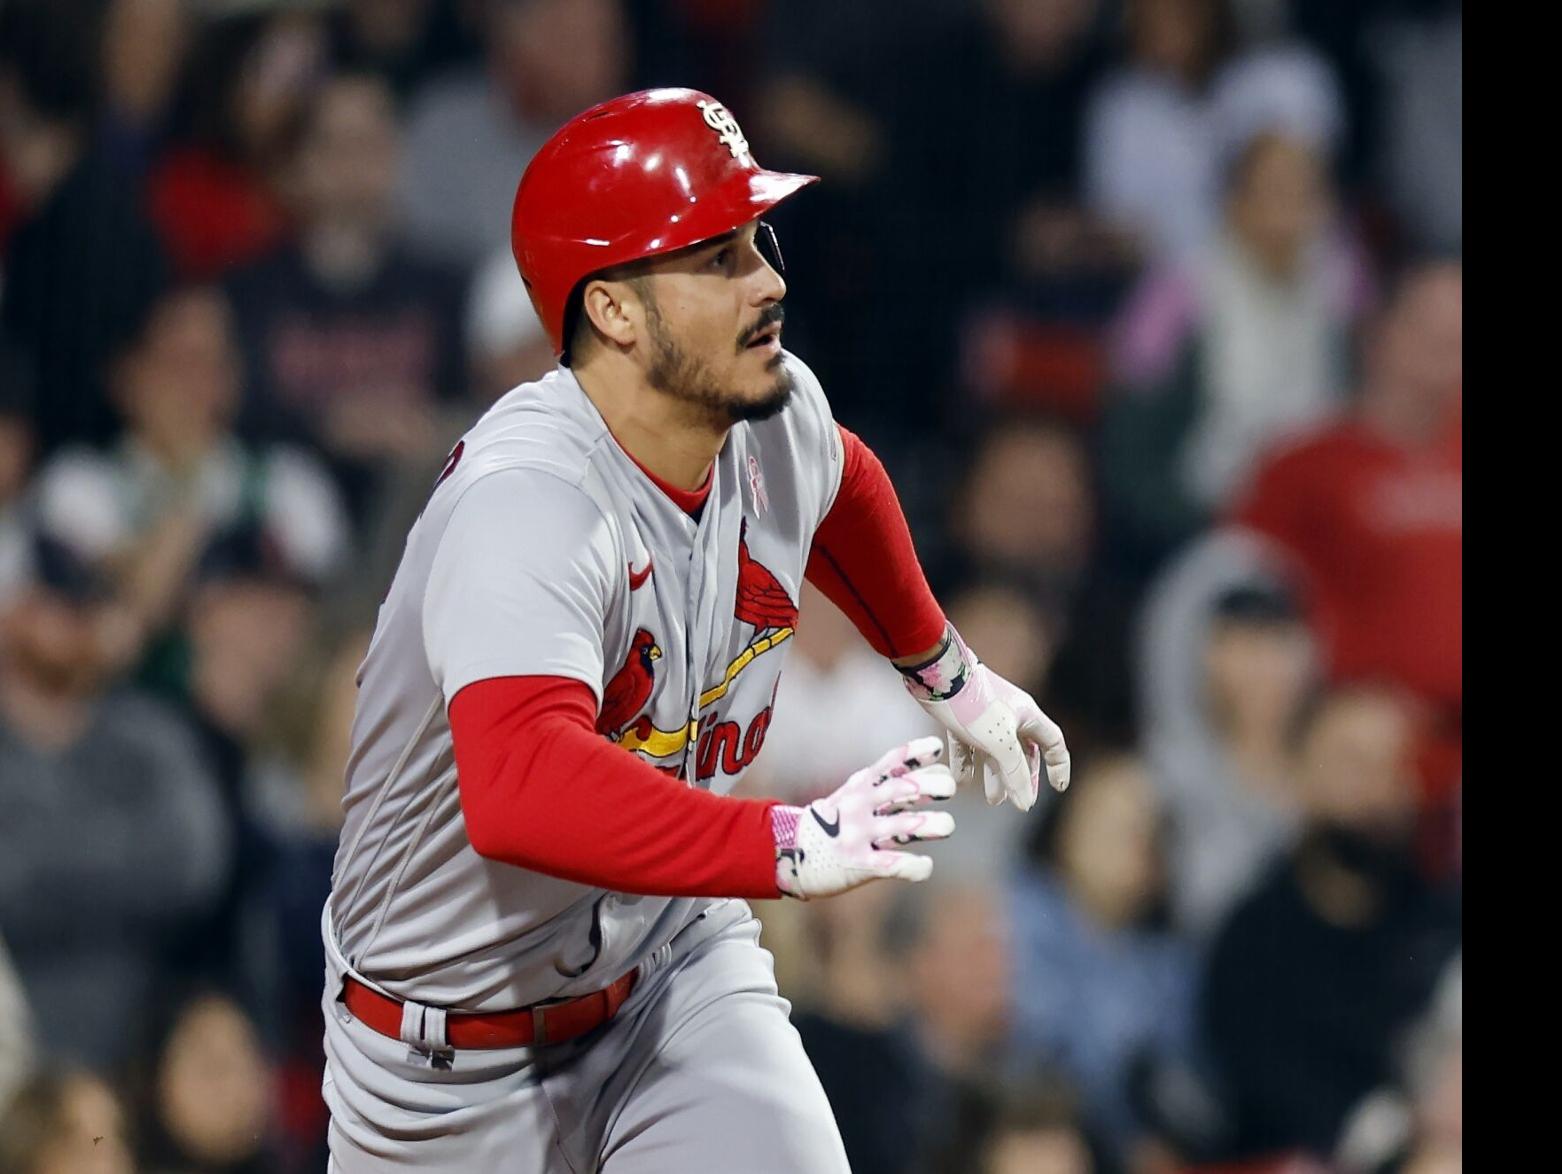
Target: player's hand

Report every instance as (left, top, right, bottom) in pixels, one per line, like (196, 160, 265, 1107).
(899, 625, 1070, 812)
(772, 736, 955, 900)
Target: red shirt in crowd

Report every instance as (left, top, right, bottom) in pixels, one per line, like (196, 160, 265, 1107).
(146, 147, 291, 280)
(1234, 414, 1462, 800)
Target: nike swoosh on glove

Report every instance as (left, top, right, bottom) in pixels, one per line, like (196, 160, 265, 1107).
(899, 625, 1070, 811)
(772, 736, 956, 900)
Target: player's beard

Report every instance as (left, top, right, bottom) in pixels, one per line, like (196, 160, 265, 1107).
(644, 299, 793, 427)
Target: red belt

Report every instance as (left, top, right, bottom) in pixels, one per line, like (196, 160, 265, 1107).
(342, 970, 638, 1050)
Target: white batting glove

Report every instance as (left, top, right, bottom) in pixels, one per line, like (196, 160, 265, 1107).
(899, 625, 1070, 812)
(772, 736, 956, 900)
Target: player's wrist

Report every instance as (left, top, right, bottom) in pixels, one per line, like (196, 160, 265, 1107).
(897, 623, 975, 703)
(770, 804, 806, 899)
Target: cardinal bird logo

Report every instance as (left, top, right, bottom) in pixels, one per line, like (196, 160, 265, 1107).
(735, 518, 797, 630)
(691, 519, 798, 713)
(612, 521, 800, 757)
(597, 628, 662, 739)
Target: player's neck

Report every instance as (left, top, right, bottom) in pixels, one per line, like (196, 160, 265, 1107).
(574, 360, 724, 492)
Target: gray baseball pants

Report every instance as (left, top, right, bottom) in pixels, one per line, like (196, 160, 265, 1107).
(322, 900, 852, 1172)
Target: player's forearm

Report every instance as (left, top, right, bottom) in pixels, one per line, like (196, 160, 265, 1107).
(450, 676, 783, 899)
(804, 425, 947, 659)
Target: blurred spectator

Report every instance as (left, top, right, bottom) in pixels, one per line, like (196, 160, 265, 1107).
(0, 535, 228, 1069)
(326, 0, 479, 103)
(1008, 753, 1197, 1168)
(1328, 954, 1460, 1174)
(148, 9, 330, 280)
(880, 879, 1024, 1171)
(98, 0, 192, 164)
(900, 880, 1014, 1084)
(949, 580, 1060, 699)
(227, 72, 470, 522)
(950, 418, 1095, 597)
(0, 0, 170, 453)
(784, 0, 1114, 429)
(0, 934, 32, 1111)
(129, 987, 277, 1174)
(1232, 261, 1461, 814)
(1102, 130, 1370, 560)
(977, 1078, 1104, 1174)
(466, 243, 556, 402)
(1199, 685, 1461, 1161)
(786, 884, 943, 1174)
(0, 344, 36, 604)
(945, 416, 1136, 745)
(0, 1067, 136, 1174)
(244, 629, 368, 1170)
(1362, 958, 1460, 1174)
(1374, 7, 1461, 256)
(397, 0, 631, 268)
(634, 0, 780, 114)
(1138, 531, 1316, 935)
(30, 284, 348, 669)
(1084, 0, 1344, 266)
(742, 582, 933, 804)
(903, 0, 1110, 292)
(938, 579, 1062, 880)
(907, 1, 1137, 425)
(153, 522, 324, 1005)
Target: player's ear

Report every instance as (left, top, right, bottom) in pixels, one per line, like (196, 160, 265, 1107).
(580, 278, 642, 350)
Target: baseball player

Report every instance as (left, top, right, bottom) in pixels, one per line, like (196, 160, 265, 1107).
(322, 88, 1070, 1172)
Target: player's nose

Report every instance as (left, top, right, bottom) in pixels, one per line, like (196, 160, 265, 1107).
(751, 257, 786, 306)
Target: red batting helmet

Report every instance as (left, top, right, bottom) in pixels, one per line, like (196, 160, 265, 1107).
(510, 88, 818, 357)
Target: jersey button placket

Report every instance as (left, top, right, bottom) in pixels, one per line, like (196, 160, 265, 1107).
(681, 461, 725, 785)
(681, 537, 705, 785)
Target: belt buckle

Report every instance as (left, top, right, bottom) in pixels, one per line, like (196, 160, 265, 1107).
(531, 1004, 549, 1048)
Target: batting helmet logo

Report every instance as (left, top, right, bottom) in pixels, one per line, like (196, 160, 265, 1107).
(698, 101, 750, 160)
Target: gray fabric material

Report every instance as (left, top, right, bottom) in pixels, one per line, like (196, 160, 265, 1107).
(323, 900, 850, 1173)
(0, 692, 229, 1067)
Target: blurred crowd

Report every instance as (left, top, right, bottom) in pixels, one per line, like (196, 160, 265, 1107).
(0, 1, 1460, 1172)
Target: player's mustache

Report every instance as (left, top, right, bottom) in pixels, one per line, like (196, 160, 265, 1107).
(737, 304, 786, 350)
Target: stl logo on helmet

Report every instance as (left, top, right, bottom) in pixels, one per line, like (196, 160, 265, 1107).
(698, 101, 749, 160)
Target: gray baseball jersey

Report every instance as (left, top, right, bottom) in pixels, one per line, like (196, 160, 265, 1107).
(326, 353, 842, 1011)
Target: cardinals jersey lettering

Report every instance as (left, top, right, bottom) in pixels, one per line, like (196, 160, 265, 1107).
(327, 355, 842, 1010)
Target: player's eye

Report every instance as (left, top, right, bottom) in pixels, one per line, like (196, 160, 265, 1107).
(709, 246, 735, 272)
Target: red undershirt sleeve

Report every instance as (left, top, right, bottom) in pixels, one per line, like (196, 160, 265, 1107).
(449, 675, 783, 899)
(805, 424, 948, 659)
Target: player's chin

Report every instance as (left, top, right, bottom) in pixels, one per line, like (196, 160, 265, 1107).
(724, 368, 793, 423)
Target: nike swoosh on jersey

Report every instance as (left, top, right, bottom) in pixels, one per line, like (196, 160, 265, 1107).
(629, 560, 653, 591)
(811, 807, 841, 837)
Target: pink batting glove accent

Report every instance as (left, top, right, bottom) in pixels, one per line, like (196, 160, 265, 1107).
(772, 736, 956, 900)
(902, 626, 1070, 811)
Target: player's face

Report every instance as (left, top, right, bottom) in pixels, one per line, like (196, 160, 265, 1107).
(636, 222, 793, 426)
